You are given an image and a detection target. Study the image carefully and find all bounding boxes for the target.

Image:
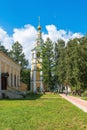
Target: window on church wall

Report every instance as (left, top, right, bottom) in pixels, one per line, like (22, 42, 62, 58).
(36, 52, 40, 58)
(36, 72, 40, 80)
(32, 53, 34, 58)
(11, 73, 13, 86)
(37, 66, 39, 70)
(7, 77, 9, 87)
(14, 75, 16, 87)
(17, 76, 19, 87)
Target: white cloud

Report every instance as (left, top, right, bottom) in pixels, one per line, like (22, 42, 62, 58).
(71, 33, 82, 39)
(43, 25, 83, 43)
(0, 24, 83, 65)
(0, 28, 13, 50)
(13, 24, 37, 63)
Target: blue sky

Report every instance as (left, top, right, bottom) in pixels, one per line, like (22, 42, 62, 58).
(0, 0, 87, 63)
(0, 0, 87, 34)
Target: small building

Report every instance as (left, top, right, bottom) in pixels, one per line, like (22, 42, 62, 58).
(0, 50, 21, 98)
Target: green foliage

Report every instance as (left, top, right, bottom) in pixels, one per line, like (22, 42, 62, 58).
(9, 41, 29, 86)
(54, 39, 66, 85)
(21, 69, 30, 90)
(0, 45, 9, 54)
(82, 90, 87, 97)
(9, 41, 29, 69)
(41, 38, 54, 89)
(40, 36, 87, 91)
(55, 36, 87, 90)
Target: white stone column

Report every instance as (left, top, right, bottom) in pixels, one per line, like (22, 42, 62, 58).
(34, 50, 37, 92)
(12, 69, 14, 87)
(5, 63, 7, 72)
(18, 71, 20, 87)
(0, 61, 1, 90)
(40, 58, 43, 91)
(34, 50, 37, 59)
(40, 71, 43, 91)
(30, 70, 33, 91)
(9, 67, 11, 87)
(16, 72, 18, 88)
(33, 70, 36, 92)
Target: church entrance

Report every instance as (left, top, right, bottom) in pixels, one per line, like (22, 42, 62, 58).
(1, 73, 9, 90)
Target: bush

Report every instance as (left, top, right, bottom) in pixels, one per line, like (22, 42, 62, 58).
(82, 90, 87, 97)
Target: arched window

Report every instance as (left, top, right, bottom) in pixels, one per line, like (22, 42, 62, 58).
(36, 52, 40, 58)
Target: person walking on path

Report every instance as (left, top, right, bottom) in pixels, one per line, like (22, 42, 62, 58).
(65, 86, 68, 96)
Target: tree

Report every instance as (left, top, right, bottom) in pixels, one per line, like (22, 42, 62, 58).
(41, 38, 54, 90)
(21, 69, 30, 90)
(78, 36, 87, 90)
(65, 38, 80, 89)
(0, 45, 9, 55)
(55, 39, 65, 87)
(9, 41, 28, 69)
(9, 41, 29, 86)
(65, 37, 87, 91)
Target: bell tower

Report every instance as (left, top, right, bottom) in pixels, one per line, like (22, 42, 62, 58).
(30, 17, 43, 93)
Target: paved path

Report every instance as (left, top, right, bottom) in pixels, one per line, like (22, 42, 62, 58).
(60, 94, 87, 113)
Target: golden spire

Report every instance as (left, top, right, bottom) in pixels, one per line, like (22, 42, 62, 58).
(37, 16, 41, 30)
(38, 16, 40, 26)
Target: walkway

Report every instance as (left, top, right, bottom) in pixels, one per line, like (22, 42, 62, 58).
(60, 94, 87, 113)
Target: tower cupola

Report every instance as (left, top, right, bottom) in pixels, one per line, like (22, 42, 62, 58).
(36, 17, 43, 46)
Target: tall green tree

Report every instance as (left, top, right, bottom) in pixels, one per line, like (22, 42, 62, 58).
(9, 41, 29, 86)
(41, 38, 54, 90)
(65, 38, 80, 89)
(78, 36, 87, 90)
(55, 39, 65, 86)
(21, 68, 30, 90)
(9, 41, 28, 69)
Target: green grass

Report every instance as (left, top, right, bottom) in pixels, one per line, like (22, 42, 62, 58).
(0, 94, 87, 130)
(81, 97, 87, 101)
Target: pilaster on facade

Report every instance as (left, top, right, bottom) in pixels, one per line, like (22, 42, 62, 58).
(18, 71, 20, 87)
(16, 72, 18, 88)
(5, 63, 7, 72)
(40, 81, 43, 92)
(9, 67, 11, 87)
(12, 69, 14, 87)
(40, 70, 43, 91)
(33, 70, 36, 92)
(34, 50, 37, 59)
(30, 71, 33, 90)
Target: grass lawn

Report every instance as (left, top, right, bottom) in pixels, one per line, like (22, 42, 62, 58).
(69, 94, 87, 101)
(0, 94, 87, 130)
(81, 97, 87, 101)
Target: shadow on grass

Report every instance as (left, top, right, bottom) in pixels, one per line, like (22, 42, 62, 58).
(24, 93, 43, 100)
(0, 93, 43, 101)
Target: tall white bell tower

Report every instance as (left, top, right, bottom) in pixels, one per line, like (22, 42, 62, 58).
(30, 18, 43, 93)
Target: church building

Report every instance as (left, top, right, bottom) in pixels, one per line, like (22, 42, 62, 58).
(0, 49, 28, 98)
(0, 50, 21, 98)
(30, 20, 44, 93)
